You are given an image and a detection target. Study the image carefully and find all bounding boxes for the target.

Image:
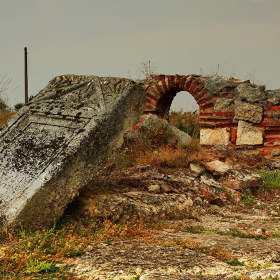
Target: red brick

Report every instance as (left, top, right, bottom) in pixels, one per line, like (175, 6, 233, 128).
(153, 74, 165, 81)
(199, 113, 213, 117)
(154, 83, 164, 95)
(145, 104, 155, 110)
(159, 78, 168, 93)
(192, 84, 204, 96)
(146, 98, 157, 106)
(146, 87, 162, 99)
(264, 137, 280, 143)
(174, 75, 182, 86)
(264, 130, 280, 137)
(184, 78, 193, 91)
(197, 96, 212, 105)
(259, 121, 280, 127)
(214, 112, 233, 117)
(215, 123, 238, 128)
(199, 104, 214, 111)
(231, 128, 237, 143)
(179, 77, 187, 90)
(264, 106, 280, 111)
(258, 151, 271, 157)
(146, 92, 159, 102)
(189, 80, 199, 94)
(220, 93, 232, 99)
(194, 89, 207, 101)
(170, 76, 175, 88)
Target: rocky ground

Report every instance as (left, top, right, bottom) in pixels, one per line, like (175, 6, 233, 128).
(61, 147, 280, 280)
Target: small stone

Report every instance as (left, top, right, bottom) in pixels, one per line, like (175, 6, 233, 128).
(148, 184, 161, 193)
(178, 198, 193, 210)
(128, 165, 151, 173)
(161, 184, 171, 193)
(271, 210, 278, 216)
(190, 163, 205, 177)
(204, 160, 231, 175)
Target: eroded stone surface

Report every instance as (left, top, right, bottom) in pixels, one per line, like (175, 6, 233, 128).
(234, 102, 263, 124)
(0, 75, 146, 228)
(214, 98, 233, 111)
(200, 128, 230, 146)
(236, 121, 263, 145)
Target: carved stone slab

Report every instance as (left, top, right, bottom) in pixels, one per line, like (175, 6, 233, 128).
(0, 75, 146, 229)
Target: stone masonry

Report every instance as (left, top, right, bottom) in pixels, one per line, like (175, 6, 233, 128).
(136, 74, 280, 157)
(0, 75, 146, 228)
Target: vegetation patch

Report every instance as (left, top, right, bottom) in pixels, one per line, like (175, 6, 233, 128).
(0, 219, 153, 279)
(259, 168, 280, 189)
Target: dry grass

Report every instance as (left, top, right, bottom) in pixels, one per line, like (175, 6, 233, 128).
(114, 112, 200, 169)
(0, 110, 14, 128)
(169, 111, 200, 139)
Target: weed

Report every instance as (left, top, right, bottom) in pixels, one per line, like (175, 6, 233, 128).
(241, 194, 257, 207)
(137, 61, 157, 80)
(0, 74, 12, 110)
(0, 218, 154, 279)
(223, 258, 244, 266)
(259, 168, 280, 188)
(169, 110, 200, 139)
(180, 225, 214, 234)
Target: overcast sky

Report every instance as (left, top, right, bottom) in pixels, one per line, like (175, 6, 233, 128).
(1, 0, 280, 111)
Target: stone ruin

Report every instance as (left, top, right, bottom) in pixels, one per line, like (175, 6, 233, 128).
(0, 73, 280, 229)
(0, 75, 146, 228)
(140, 74, 280, 157)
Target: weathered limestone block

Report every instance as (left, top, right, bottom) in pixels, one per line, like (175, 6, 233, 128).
(0, 75, 146, 229)
(127, 114, 192, 147)
(203, 75, 236, 96)
(236, 121, 263, 145)
(214, 98, 233, 111)
(234, 102, 263, 124)
(234, 83, 266, 104)
(200, 128, 230, 146)
(203, 160, 231, 175)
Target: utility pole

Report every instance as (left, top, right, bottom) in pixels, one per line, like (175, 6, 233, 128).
(24, 47, 28, 105)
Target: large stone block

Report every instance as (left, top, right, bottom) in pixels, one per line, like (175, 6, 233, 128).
(0, 75, 146, 229)
(214, 98, 233, 111)
(136, 114, 192, 147)
(234, 102, 263, 124)
(234, 83, 266, 104)
(200, 128, 230, 146)
(236, 121, 263, 145)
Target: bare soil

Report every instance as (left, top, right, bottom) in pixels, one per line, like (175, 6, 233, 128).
(63, 148, 280, 280)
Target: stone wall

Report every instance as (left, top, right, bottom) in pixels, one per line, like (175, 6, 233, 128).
(134, 74, 280, 157)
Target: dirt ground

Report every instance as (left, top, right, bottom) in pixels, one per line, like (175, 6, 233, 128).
(63, 148, 280, 280)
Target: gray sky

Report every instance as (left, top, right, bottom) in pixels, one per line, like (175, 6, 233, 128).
(1, 0, 280, 112)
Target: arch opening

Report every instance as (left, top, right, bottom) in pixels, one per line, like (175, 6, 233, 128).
(170, 91, 199, 113)
(153, 90, 200, 140)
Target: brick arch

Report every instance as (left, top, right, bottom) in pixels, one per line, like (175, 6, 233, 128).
(133, 74, 207, 129)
